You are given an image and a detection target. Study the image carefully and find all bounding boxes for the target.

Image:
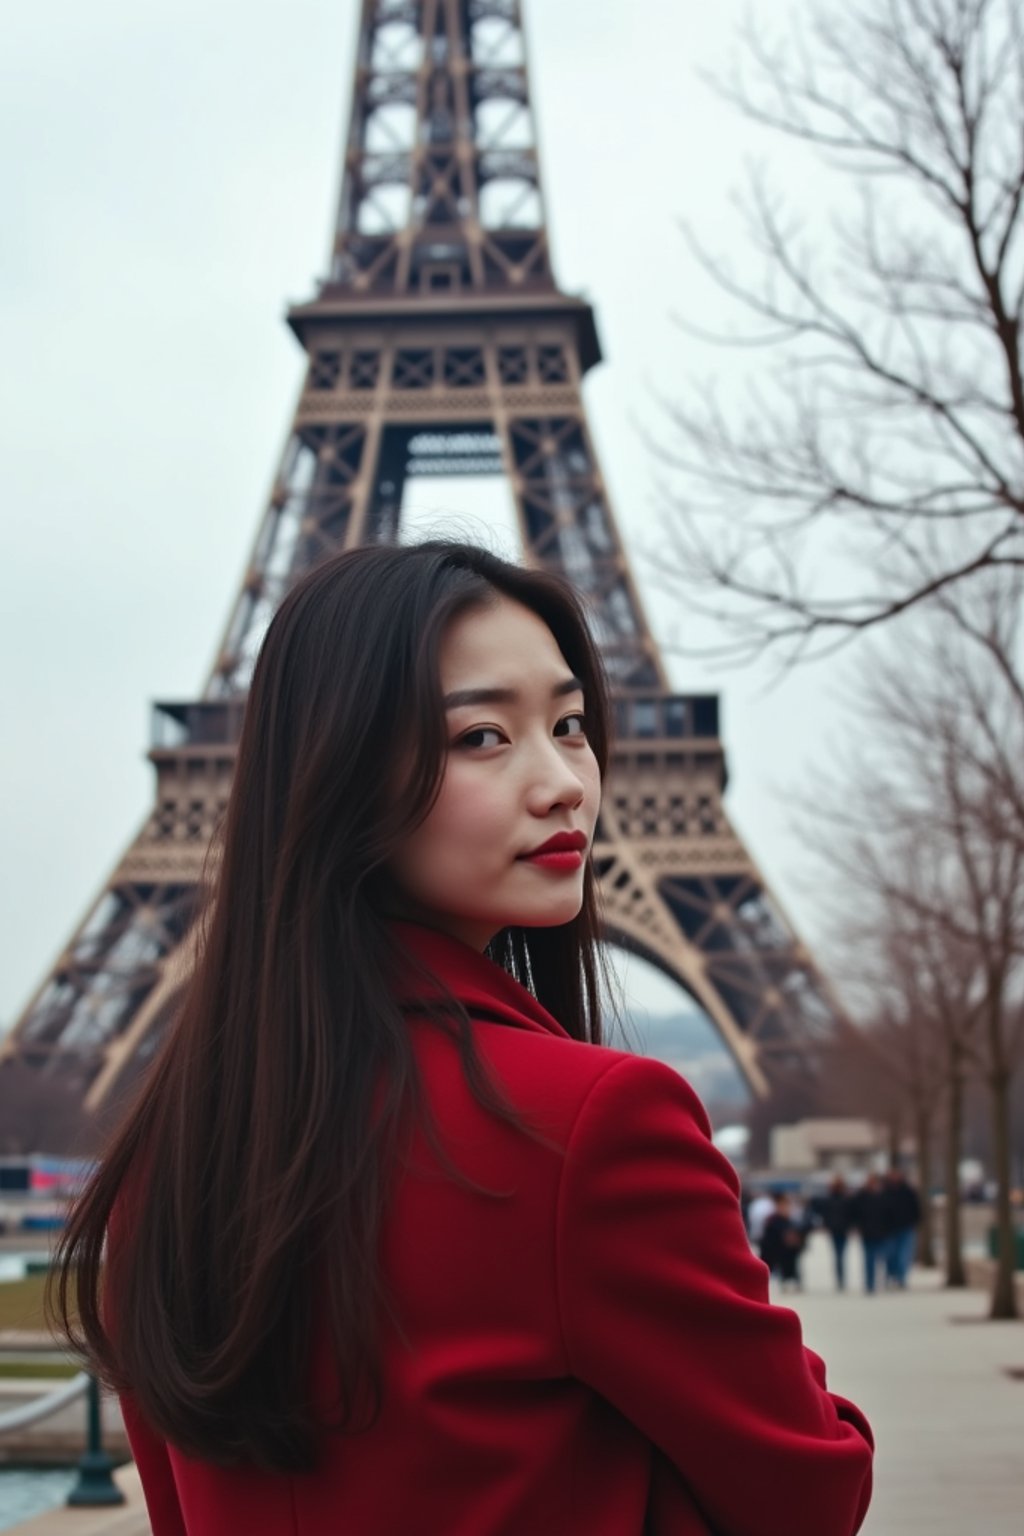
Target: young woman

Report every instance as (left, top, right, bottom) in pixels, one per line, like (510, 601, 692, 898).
(52, 541, 873, 1535)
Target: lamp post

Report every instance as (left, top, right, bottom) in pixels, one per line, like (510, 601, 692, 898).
(66, 1375, 125, 1507)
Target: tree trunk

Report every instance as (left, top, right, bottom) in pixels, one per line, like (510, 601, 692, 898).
(988, 1068, 1019, 1320)
(887, 1108, 902, 1166)
(914, 1103, 937, 1267)
(944, 1059, 967, 1288)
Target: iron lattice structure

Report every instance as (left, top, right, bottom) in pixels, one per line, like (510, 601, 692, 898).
(2, 0, 839, 1118)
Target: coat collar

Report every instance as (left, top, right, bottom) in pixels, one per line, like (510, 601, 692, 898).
(389, 921, 570, 1040)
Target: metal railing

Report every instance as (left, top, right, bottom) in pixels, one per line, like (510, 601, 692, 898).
(0, 1370, 88, 1433)
(0, 1371, 125, 1507)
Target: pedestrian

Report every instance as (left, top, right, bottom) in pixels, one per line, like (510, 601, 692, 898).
(746, 1186, 776, 1246)
(882, 1167, 922, 1288)
(820, 1176, 854, 1292)
(760, 1192, 805, 1291)
(49, 542, 874, 1536)
(850, 1172, 889, 1294)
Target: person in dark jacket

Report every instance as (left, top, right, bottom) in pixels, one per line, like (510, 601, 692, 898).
(820, 1176, 854, 1291)
(849, 1173, 889, 1294)
(760, 1192, 805, 1291)
(882, 1168, 922, 1288)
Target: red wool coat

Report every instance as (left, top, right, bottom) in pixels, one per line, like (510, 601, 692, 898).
(120, 922, 873, 1535)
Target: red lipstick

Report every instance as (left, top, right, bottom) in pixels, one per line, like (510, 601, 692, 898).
(518, 830, 588, 873)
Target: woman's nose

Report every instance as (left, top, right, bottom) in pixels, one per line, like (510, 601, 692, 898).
(525, 741, 587, 814)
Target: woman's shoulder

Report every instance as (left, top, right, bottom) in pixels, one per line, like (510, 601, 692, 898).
(457, 1018, 711, 1150)
(392, 921, 710, 1135)
(410, 1002, 630, 1107)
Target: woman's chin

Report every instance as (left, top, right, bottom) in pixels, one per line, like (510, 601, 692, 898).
(502, 895, 585, 930)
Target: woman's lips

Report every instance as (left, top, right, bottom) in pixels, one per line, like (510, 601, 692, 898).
(520, 848, 584, 873)
(517, 832, 588, 873)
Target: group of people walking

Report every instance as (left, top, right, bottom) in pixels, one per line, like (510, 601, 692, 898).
(747, 1168, 922, 1293)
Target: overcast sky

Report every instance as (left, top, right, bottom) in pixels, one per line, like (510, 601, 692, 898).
(0, 0, 850, 1038)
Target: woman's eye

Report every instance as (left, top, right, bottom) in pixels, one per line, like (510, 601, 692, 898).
(554, 713, 587, 739)
(457, 726, 506, 750)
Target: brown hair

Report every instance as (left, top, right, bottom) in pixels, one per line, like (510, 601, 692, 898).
(49, 541, 611, 1471)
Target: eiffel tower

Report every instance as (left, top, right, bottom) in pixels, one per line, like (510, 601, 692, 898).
(1, 0, 838, 1129)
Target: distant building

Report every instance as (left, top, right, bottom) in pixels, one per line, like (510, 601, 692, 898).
(769, 1119, 888, 1179)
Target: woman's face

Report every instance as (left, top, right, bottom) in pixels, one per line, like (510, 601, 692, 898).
(389, 596, 602, 950)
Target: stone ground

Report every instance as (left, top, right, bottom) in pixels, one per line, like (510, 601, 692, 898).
(783, 1231, 1024, 1536)
(4, 1231, 1024, 1533)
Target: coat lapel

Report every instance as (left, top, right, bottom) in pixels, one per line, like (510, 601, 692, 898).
(389, 921, 571, 1040)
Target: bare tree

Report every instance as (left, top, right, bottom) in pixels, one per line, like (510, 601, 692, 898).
(817, 1013, 911, 1160)
(906, 920, 982, 1287)
(884, 890, 990, 1286)
(657, 0, 1024, 668)
(801, 587, 1024, 1311)
(868, 937, 949, 1271)
(817, 856, 969, 1277)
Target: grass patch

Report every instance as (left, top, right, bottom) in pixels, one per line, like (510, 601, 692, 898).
(0, 1274, 51, 1334)
(0, 1359, 79, 1380)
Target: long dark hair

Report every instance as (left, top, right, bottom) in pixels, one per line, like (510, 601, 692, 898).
(50, 541, 611, 1471)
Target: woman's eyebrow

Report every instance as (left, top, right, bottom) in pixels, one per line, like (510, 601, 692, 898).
(443, 675, 584, 709)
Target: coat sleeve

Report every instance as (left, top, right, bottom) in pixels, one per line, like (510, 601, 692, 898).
(119, 1392, 187, 1536)
(106, 1186, 187, 1536)
(555, 1055, 873, 1536)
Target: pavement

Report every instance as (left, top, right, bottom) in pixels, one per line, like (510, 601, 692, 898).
(783, 1231, 1024, 1536)
(3, 1231, 1023, 1534)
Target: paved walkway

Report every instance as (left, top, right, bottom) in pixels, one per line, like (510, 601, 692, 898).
(5, 1235, 1023, 1534)
(785, 1232, 1024, 1535)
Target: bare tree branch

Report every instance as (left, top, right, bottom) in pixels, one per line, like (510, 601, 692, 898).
(656, 0, 1024, 667)
(790, 586, 1024, 1313)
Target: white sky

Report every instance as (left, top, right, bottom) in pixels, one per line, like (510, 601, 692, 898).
(0, 0, 850, 1033)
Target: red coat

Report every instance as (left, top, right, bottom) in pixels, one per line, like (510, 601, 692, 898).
(121, 921, 873, 1535)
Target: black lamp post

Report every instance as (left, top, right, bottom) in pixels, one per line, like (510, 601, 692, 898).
(66, 1374, 126, 1507)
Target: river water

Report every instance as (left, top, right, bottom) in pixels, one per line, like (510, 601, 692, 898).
(0, 1467, 76, 1530)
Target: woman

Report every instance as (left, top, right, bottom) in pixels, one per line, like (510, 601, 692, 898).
(51, 542, 873, 1535)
